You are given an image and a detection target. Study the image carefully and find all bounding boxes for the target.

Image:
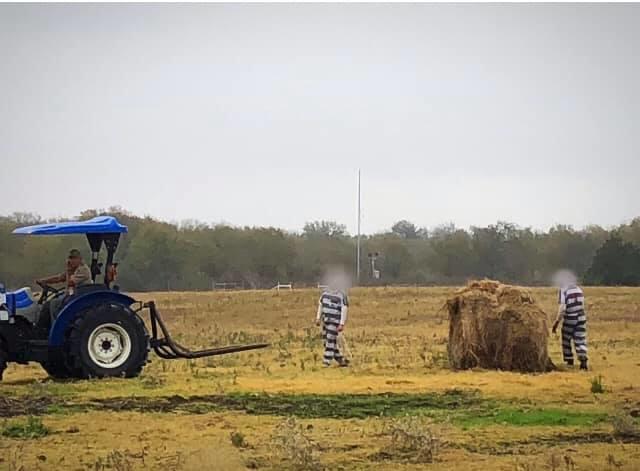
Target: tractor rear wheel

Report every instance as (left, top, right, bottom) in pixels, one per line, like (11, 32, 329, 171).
(66, 304, 149, 378)
(0, 340, 7, 381)
(40, 359, 75, 379)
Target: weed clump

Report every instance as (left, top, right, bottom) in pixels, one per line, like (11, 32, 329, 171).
(612, 413, 640, 439)
(590, 375, 606, 394)
(230, 430, 248, 448)
(606, 453, 623, 469)
(140, 374, 166, 389)
(1, 416, 49, 439)
(271, 417, 322, 471)
(382, 416, 441, 463)
(92, 450, 133, 471)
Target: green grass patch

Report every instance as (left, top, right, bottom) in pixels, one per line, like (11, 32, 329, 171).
(44, 403, 79, 415)
(65, 389, 484, 419)
(1, 416, 49, 439)
(0, 389, 609, 430)
(456, 407, 607, 428)
(26, 379, 89, 398)
(223, 389, 483, 419)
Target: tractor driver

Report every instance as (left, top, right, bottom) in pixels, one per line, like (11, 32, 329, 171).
(36, 249, 92, 328)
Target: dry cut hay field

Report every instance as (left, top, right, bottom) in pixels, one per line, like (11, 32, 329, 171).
(0, 286, 639, 470)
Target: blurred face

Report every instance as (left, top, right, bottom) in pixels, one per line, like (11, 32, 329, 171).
(552, 269, 577, 288)
(322, 266, 352, 292)
(68, 255, 81, 269)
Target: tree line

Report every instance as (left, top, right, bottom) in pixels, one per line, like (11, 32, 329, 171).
(1, 208, 639, 291)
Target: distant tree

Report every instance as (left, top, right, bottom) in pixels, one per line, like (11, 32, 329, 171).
(120, 223, 184, 291)
(470, 224, 506, 279)
(619, 218, 640, 246)
(246, 227, 296, 285)
(5, 207, 640, 290)
(501, 225, 538, 284)
(541, 224, 602, 280)
(427, 224, 475, 281)
(303, 221, 347, 238)
(379, 239, 412, 279)
(391, 220, 419, 239)
(585, 234, 640, 285)
(178, 219, 209, 231)
(9, 212, 41, 225)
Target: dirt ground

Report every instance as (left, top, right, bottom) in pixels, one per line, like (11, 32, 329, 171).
(0, 286, 639, 470)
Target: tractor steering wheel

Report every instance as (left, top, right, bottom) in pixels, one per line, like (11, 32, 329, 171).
(36, 281, 62, 305)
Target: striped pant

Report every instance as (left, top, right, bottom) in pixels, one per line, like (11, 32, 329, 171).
(562, 314, 587, 363)
(322, 320, 344, 365)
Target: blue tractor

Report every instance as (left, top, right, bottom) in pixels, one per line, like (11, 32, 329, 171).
(0, 216, 268, 380)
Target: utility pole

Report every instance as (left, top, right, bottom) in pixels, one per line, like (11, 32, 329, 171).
(356, 169, 361, 284)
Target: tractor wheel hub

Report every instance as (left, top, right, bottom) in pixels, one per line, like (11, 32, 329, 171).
(88, 323, 131, 369)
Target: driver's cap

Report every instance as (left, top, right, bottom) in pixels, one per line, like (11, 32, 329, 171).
(68, 249, 82, 258)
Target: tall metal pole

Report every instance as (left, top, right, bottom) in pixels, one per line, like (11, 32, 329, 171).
(356, 169, 361, 284)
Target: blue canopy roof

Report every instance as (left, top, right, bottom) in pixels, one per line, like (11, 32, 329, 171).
(12, 216, 128, 235)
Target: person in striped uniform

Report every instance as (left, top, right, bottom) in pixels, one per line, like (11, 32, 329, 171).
(552, 273, 588, 370)
(315, 287, 349, 367)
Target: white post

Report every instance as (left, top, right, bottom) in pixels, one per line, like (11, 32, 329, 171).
(356, 169, 361, 284)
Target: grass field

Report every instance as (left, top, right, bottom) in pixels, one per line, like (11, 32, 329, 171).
(1, 286, 639, 470)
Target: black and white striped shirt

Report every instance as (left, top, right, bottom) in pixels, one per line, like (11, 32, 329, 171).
(317, 290, 349, 325)
(558, 285, 585, 318)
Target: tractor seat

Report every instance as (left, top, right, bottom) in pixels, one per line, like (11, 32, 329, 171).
(10, 287, 40, 325)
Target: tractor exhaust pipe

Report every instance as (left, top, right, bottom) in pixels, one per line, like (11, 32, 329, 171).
(143, 301, 269, 360)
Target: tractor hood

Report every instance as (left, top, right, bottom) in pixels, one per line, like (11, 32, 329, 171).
(12, 216, 128, 235)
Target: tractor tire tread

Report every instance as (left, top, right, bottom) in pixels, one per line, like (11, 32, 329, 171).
(40, 360, 75, 379)
(0, 340, 7, 381)
(66, 303, 149, 379)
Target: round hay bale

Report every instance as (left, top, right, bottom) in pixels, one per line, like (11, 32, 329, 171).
(446, 280, 554, 373)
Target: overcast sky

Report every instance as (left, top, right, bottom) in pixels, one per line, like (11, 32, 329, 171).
(1, 4, 638, 234)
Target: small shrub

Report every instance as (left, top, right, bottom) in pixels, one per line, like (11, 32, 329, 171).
(548, 453, 562, 471)
(606, 454, 623, 469)
(230, 431, 248, 448)
(1, 416, 49, 439)
(271, 417, 322, 471)
(383, 416, 440, 463)
(591, 375, 606, 394)
(245, 456, 266, 469)
(92, 450, 133, 471)
(140, 374, 166, 389)
(512, 458, 536, 471)
(612, 413, 640, 439)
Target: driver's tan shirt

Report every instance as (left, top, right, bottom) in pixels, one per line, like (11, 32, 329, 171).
(60, 263, 92, 288)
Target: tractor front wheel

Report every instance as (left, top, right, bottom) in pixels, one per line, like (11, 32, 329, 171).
(67, 304, 149, 378)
